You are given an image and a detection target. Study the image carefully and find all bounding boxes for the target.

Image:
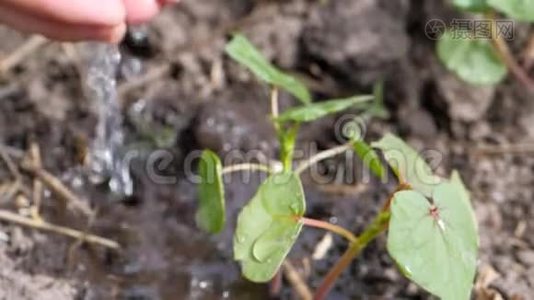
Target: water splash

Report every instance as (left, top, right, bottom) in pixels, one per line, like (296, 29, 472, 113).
(83, 43, 133, 196)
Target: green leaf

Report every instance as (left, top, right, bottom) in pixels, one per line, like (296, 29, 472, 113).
(275, 95, 374, 123)
(488, 0, 534, 22)
(225, 34, 311, 104)
(352, 140, 387, 180)
(195, 150, 226, 234)
(387, 181, 478, 300)
(437, 29, 507, 85)
(234, 172, 305, 282)
(372, 134, 441, 196)
(453, 0, 489, 12)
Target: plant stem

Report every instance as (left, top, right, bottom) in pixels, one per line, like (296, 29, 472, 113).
(271, 87, 280, 119)
(300, 217, 357, 243)
(381, 182, 411, 212)
(313, 182, 411, 299)
(271, 87, 281, 134)
(271, 86, 293, 170)
(280, 124, 299, 172)
(488, 12, 534, 92)
(221, 163, 272, 175)
(295, 143, 353, 175)
(313, 212, 390, 300)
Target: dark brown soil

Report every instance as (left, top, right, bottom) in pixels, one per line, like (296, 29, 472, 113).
(0, 0, 533, 299)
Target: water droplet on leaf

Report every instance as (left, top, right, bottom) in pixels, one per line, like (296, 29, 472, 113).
(438, 219, 446, 231)
(404, 265, 413, 276)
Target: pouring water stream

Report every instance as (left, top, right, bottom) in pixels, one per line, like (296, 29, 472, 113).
(83, 43, 133, 196)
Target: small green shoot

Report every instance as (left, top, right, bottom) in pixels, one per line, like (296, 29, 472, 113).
(278, 124, 300, 171)
(194, 34, 479, 300)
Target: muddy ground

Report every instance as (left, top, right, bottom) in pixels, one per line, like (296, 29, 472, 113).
(0, 0, 533, 299)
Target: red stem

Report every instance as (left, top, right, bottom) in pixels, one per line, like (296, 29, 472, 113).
(300, 217, 357, 243)
(313, 183, 410, 300)
(313, 240, 361, 300)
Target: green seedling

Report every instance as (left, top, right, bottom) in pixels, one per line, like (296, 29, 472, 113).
(438, 0, 534, 88)
(195, 34, 479, 299)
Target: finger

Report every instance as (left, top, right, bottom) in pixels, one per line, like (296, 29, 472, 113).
(122, 0, 161, 25)
(159, 0, 180, 5)
(1, 0, 126, 27)
(0, 4, 126, 43)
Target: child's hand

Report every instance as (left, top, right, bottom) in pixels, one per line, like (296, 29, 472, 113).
(0, 0, 178, 42)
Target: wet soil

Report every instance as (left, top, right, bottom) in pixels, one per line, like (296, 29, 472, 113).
(0, 0, 533, 299)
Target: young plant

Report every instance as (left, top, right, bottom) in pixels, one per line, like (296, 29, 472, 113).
(195, 34, 479, 299)
(438, 0, 534, 89)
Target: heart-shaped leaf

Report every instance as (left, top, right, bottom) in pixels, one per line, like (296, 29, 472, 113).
(488, 0, 534, 22)
(234, 172, 305, 282)
(372, 134, 441, 197)
(453, 0, 489, 12)
(225, 34, 311, 104)
(387, 179, 478, 300)
(195, 150, 226, 234)
(275, 95, 374, 123)
(437, 29, 507, 85)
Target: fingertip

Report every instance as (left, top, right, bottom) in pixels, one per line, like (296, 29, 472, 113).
(63, 23, 127, 43)
(10, 0, 127, 27)
(103, 23, 127, 43)
(123, 0, 160, 25)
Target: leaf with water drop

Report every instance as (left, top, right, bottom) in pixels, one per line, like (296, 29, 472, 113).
(372, 134, 441, 197)
(225, 34, 311, 104)
(195, 150, 226, 234)
(234, 172, 305, 282)
(275, 95, 374, 123)
(387, 178, 478, 300)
